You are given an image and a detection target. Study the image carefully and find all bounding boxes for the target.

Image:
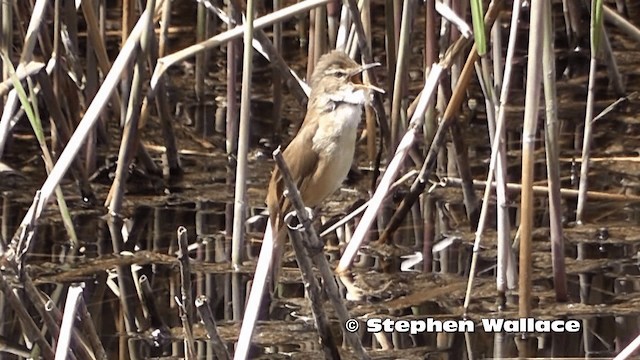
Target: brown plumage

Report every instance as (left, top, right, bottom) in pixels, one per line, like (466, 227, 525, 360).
(266, 50, 381, 287)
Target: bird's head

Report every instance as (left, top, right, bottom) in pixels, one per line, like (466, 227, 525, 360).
(309, 50, 383, 107)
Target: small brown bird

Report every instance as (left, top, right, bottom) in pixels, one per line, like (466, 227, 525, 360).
(266, 50, 381, 285)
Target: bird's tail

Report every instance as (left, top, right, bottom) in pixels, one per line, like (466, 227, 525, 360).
(270, 219, 288, 295)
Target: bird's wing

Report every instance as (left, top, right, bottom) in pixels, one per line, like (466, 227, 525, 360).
(266, 120, 319, 230)
(265, 120, 319, 290)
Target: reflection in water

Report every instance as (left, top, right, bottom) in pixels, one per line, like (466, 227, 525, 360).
(2, 192, 637, 358)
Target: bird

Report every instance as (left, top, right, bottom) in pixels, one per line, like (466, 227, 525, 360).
(266, 50, 382, 288)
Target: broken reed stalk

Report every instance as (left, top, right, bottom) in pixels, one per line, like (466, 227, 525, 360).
(284, 214, 341, 360)
(230, 0, 255, 269)
(76, 293, 108, 360)
(576, 0, 604, 223)
(106, 216, 141, 360)
(139, 274, 171, 336)
(43, 51, 97, 200)
(518, 0, 544, 319)
(255, 28, 311, 103)
(541, 0, 568, 302)
(177, 226, 196, 359)
(272, 148, 368, 358)
(236, 147, 369, 360)
(117, 2, 169, 177)
(23, 277, 95, 359)
(20, 280, 62, 356)
(175, 296, 196, 360)
(196, 296, 231, 360)
(0, 274, 55, 358)
(177, 227, 195, 325)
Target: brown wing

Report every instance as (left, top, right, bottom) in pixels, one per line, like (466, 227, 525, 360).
(266, 119, 320, 233)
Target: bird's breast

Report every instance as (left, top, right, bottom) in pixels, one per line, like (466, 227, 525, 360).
(306, 102, 363, 205)
(312, 102, 362, 156)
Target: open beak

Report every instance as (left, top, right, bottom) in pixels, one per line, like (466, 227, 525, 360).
(358, 62, 381, 72)
(350, 62, 385, 94)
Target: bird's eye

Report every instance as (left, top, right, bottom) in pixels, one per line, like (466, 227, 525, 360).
(328, 69, 348, 78)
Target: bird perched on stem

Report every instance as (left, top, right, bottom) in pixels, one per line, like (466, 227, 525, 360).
(266, 50, 383, 286)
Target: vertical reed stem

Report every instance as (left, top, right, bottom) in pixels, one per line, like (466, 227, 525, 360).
(519, 0, 544, 319)
(231, 0, 256, 268)
(541, 0, 568, 301)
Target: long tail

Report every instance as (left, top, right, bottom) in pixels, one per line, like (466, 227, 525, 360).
(270, 220, 288, 295)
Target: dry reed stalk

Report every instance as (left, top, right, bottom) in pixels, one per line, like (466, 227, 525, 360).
(542, 0, 568, 301)
(518, 0, 545, 320)
(230, 0, 256, 269)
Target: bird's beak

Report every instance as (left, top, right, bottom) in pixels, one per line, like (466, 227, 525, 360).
(358, 62, 381, 73)
(350, 62, 385, 94)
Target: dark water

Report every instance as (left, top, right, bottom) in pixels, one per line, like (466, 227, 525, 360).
(3, 0, 640, 359)
(5, 187, 640, 358)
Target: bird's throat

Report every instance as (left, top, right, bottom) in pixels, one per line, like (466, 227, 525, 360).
(326, 88, 368, 106)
